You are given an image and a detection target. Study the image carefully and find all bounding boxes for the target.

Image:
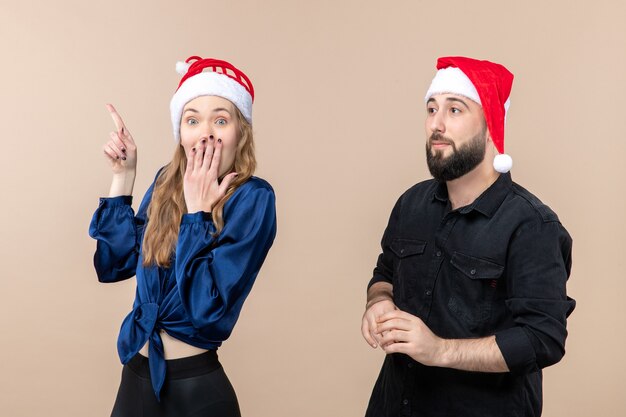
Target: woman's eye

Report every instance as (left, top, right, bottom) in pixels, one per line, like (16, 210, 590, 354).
(216, 118, 227, 126)
(186, 118, 198, 125)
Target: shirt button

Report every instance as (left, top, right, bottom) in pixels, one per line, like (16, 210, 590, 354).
(407, 362, 414, 369)
(425, 290, 432, 296)
(470, 269, 476, 275)
(402, 399, 409, 405)
(400, 249, 405, 254)
(436, 251, 442, 257)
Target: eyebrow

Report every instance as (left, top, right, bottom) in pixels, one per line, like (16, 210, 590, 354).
(426, 96, 471, 110)
(212, 107, 232, 115)
(446, 97, 470, 109)
(182, 107, 232, 115)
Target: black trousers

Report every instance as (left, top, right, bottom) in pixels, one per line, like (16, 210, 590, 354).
(110, 351, 241, 417)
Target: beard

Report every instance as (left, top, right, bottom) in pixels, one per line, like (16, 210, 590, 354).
(426, 130, 486, 182)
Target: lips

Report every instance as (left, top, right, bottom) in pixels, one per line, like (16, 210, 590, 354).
(430, 141, 452, 148)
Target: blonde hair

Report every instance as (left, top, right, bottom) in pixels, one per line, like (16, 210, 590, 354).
(142, 106, 255, 267)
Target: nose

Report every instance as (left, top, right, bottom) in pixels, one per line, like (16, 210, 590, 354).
(427, 109, 445, 135)
(199, 125, 215, 144)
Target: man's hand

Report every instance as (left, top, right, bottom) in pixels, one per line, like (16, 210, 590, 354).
(376, 309, 509, 372)
(362, 299, 397, 348)
(362, 282, 397, 348)
(376, 310, 445, 366)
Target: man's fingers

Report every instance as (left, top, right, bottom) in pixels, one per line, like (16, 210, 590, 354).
(379, 330, 410, 347)
(370, 327, 381, 348)
(361, 317, 378, 348)
(382, 342, 408, 355)
(377, 309, 411, 323)
(368, 316, 384, 348)
(375, 318, 413, 334)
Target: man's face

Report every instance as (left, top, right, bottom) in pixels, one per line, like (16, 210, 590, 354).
(424, 94, 488, 181)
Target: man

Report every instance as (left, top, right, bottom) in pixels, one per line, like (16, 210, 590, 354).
(361, 56, 575, 417)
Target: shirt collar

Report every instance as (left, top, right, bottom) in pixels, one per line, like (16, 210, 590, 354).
(432, 172, 512, 217)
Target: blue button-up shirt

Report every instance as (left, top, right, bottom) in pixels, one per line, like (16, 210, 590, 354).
(89, 174, 276, 400)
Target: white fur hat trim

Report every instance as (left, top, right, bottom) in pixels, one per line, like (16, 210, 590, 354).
(170, 71, 252, 142)
(424, 67, 511, 116)
(425, 67, 481, 104)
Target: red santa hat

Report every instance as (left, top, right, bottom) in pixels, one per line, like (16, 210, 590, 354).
(424, 56, 514, 173)
(170, 56, 254, 142)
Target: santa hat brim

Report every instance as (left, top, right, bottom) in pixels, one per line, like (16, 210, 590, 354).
(170, 72, 253, 142)
(425, 67, 481, 105)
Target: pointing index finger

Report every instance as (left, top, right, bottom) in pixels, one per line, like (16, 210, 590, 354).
(106, 103, 127, 135)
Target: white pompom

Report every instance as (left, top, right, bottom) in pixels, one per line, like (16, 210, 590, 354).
(176, 61, 191, 75)
(493, 154, 513, 173)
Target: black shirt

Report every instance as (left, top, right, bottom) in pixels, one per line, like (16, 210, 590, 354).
(365, 173, 575, 417)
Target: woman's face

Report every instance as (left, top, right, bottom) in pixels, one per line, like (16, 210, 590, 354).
(180, 95, 239, 177)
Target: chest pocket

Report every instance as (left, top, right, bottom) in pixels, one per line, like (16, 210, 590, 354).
(390, 239, 427, 258)
(389, 239, 427, 301)
(448, 252, 504, 330)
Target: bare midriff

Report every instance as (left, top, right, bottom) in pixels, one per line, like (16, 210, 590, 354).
(139, 329, 209, 359)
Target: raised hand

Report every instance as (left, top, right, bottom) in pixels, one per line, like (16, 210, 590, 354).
(103, 104, 137, 197)
(103, 104, 137, 175)
(183, 138, 238, 214)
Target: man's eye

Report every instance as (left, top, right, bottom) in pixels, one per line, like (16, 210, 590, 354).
(451, 108, 461, 114)
(427, 107, 437, 114)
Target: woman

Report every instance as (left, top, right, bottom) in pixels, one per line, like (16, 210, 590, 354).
(89, 56, 277, 417)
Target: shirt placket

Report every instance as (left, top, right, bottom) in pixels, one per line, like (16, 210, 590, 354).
(401, 211, 459, 416)
(400, 358, 417, 416)
(420, 211, 459, 322)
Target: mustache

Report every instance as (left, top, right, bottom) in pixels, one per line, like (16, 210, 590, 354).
(429, 132, 454, 145)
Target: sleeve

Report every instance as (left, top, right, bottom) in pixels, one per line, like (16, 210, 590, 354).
(495, 219, 576, 374)
(368, 196, 402, 289)
(88, 195, 145, 283)
(175, 185, 277, 340)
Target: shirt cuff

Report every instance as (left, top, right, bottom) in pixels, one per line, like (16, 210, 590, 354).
(495, 327, 538, 374)
(98, 195, 133, 207)
(367, 274, 392, 290)
(181, 211, 214, 224)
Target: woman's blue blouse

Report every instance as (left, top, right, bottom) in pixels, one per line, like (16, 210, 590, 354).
(88, 174, 277, 400)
